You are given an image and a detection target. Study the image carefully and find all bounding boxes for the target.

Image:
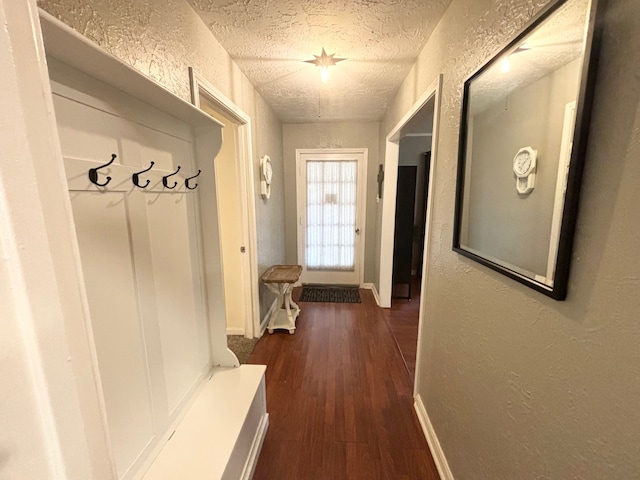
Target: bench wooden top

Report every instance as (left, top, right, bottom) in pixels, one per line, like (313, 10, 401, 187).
(261, 265, 302, 284)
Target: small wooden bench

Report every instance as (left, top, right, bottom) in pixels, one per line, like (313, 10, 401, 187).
(261, 265, 302, 334)
(141, 365, 268, 480)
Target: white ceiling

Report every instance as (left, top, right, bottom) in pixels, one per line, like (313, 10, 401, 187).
(187, 0, 452, 123)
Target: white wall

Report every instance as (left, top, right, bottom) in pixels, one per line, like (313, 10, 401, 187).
(379, 0, 640, 478)
(38, 0, 286, 323)
(1, 1, 112, 477)
(282, 122, 379, 283)
(254, 95, 286, 319)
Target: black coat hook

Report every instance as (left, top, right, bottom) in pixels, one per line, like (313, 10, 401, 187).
(185, 170, 201, 190)
(132, 161, 155, 188)
(89, 154, 116, 187)
(162, 166, 181, 189)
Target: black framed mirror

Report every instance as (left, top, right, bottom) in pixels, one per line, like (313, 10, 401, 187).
(453, 0, 606, 300)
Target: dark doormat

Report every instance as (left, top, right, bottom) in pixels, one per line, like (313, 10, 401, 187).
(299, 286, 361, 303)
(227, 335, 259, 364)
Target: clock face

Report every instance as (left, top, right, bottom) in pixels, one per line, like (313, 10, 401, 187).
(513, 147, 536, 177)
(514, 151, 531, 175)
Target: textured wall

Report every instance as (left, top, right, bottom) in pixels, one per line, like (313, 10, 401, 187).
(254, 93, 286, 318)
(282, 122, 379, 284)
(38, 0, 286, 323)
(380, 0, 640, 478)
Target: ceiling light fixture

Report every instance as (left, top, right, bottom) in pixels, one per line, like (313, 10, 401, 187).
(304, 48, 347, 82)
(501, 45, 531, 74)
(501, 57, 511, 73)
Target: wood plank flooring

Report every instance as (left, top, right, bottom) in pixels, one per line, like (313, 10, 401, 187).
(248, 288, 439, 480)
(383, 276, 422, 380)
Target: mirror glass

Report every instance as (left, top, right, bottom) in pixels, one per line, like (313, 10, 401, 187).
(453, 0, 602, 299)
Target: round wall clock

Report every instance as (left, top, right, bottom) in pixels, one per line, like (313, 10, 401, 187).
(260, 155, 272, 199)
(513, 146, 537, 194)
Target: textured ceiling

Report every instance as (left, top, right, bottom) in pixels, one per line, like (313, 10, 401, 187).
(187, 0, 452, 123)
(469, 0, 588, 115)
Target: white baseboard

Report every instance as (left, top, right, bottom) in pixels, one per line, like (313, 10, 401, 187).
(241, 413, 269, 480)
(259, 298, 278, 336)
(414, 394, 454, 480)
(226, 327, 245, 336)
(362, 282, 382, 306)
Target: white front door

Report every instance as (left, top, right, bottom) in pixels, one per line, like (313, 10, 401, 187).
(296, 149, 367, 285)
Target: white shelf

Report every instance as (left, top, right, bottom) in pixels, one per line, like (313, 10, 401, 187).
(39, 10, 223, 129)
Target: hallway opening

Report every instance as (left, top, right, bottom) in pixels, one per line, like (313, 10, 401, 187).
(190, 68, 260, 338)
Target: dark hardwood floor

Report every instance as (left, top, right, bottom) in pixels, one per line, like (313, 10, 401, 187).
(248, 287, 438, 480)
(383, 276, 422, 380)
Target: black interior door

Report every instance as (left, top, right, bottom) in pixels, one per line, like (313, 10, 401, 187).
(392, 166, 417, 299)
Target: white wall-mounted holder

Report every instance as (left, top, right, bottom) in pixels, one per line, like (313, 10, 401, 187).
(513, 146, 537, 194)
(260, 155, 272, 199)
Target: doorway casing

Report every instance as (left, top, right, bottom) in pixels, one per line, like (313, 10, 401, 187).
(378, 74, 442, 394)
(379, 75, 442, 307)
(189, 68, 260, 339)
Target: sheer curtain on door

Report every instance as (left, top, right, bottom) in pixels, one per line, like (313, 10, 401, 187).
(306, 160, 357, 271)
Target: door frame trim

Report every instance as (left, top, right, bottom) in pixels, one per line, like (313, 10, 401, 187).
(379, 75, 442, 396)
(295, 148, 368, 286)
(379, 75, 442, 308)
(546, 101, 576, 282)
(189, 68, 260, 339)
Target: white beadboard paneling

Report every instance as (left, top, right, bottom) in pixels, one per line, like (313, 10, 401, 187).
(146, 193, 204, 414)
(71, 192, 155, 478)
(52, 53, 219, 478)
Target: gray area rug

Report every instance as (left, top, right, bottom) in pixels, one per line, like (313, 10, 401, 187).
(227, 335, 259, 364)
(298, 287, 361, 303)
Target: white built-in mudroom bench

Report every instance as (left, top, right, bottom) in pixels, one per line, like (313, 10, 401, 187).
(39, 10, 268, 480)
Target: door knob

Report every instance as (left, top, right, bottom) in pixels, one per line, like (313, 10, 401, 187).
(355, 228, 360, 234)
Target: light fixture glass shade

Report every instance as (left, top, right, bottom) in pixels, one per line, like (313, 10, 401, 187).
(321, 66, 329, 82)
